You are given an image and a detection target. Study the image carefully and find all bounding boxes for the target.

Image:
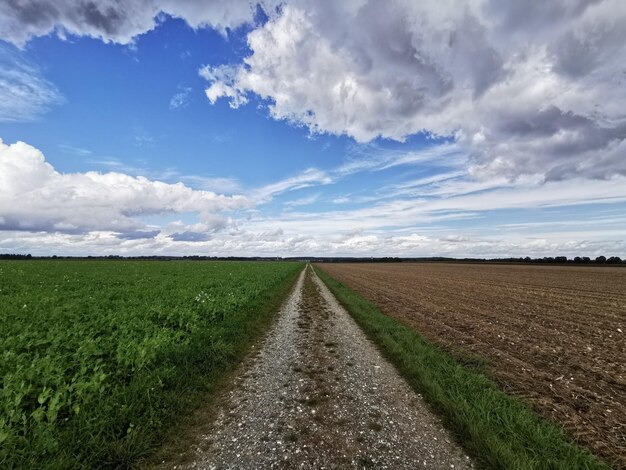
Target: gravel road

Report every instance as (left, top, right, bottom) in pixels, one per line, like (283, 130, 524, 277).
(175, 265, 472, 469)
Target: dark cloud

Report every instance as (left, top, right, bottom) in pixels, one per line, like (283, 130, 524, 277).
(116, 230, 160, 240)
(469, 105, 626, 180)
(0, 0, 262, 46)
(483, 0, 600, 33)
(0, 214, 80, 234)
(5, 0, 59, 28)
(169, 231, 211, 242)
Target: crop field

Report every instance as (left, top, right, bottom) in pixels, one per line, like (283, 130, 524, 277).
(0, 260, 302, 468)
(317, 262, 626, 467)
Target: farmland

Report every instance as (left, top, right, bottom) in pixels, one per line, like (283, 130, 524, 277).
(317, 263, 626, 467)
(0, 260, 302, 468)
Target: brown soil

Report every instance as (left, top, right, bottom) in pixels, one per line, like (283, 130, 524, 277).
(317, 262, 626, 467)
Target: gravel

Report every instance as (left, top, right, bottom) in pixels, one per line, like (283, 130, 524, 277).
(176, 265, 473, 469)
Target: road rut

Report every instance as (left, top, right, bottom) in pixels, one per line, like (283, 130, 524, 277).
(175, 265, 472, 469)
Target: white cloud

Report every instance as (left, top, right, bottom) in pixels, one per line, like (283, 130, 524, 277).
(0, 44, 63, 122)
(169, 86, 192, 109)
(57, 143, 93, 156)
(332, 196, 350, 204)
(2, 0, 626, 258)
(4, 1, 624, 181)
(201, 0, 626, 181)
(336, 142, 464, 176)
(250, 142, 465, 206)
(3, 222, 623, 259)
(2, 136, 624, 258)
(253, 168, 332, 202)
(179, 175, 242, 194)
(0, 139, 250, 235)
(284, 193, 319, 207)
(261, 175, 626, 234)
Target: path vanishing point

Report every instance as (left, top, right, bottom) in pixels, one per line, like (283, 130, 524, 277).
(169, 265, 473, 469)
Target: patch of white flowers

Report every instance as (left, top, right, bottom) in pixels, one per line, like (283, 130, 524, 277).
(195, 290, 212, 304)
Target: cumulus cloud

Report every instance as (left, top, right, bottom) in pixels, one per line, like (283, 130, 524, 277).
(0, 0, 267, 47)
(3, 1, 624, 181)
(0, 44, 63, 121)
(0, 139, 249, 236)
(200, 0, 626, 181)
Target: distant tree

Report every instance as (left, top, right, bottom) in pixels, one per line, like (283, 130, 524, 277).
(573, 256, 582, 263)
(607, 256, 622, 264)
(0, 253, 33, 259)
(595, 255, 606, 263)
(582, 257, 591, 263)
(555, 256, 568, 263)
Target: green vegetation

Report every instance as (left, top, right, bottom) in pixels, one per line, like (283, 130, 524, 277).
(0, 260, 302, 468)
(314, 266, 608, 470)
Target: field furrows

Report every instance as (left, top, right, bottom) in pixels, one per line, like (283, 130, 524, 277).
(318, 263, 626, 466)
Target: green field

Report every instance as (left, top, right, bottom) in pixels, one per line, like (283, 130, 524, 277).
(0, 260, 302, 468)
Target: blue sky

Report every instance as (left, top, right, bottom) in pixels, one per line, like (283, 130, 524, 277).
(1, 1, 625, 257)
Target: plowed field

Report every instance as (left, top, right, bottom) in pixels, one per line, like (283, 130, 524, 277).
(317, 263, 626, 466)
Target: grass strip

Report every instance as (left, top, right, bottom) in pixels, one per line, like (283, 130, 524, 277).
(140, 262, 305, 468)
(314, 265, 608, 470)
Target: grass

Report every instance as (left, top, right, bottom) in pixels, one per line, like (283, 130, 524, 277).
(314, 265, 608, 470)
(0, 260, 303, 469)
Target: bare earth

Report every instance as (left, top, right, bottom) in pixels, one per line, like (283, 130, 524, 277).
(171, 265, 472, 469)
(317, 262, 626, 467)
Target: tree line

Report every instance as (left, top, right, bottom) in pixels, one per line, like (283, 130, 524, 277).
(0, 253, 624, 264)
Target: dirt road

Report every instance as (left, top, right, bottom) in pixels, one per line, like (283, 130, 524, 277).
(173, 265, 472, 469)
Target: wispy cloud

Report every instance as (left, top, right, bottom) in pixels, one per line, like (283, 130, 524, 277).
(88, 157, 179, 182)
(133, 127, 155, 147)
(88, 157, 242, 194)
(57, 143, 93, 157)
(242, 176, 626, 240)
(0, 44, 64, 122)
(179, 175, 242, 193)
(336, 142, 463, 176)
(253, 142, 467, 206)
(284, 193, 320, 207)
(253, 168, 332, 201)
(169, 86, 192, 109)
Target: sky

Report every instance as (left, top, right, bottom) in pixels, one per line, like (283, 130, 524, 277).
(0, 0, 625, 258)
